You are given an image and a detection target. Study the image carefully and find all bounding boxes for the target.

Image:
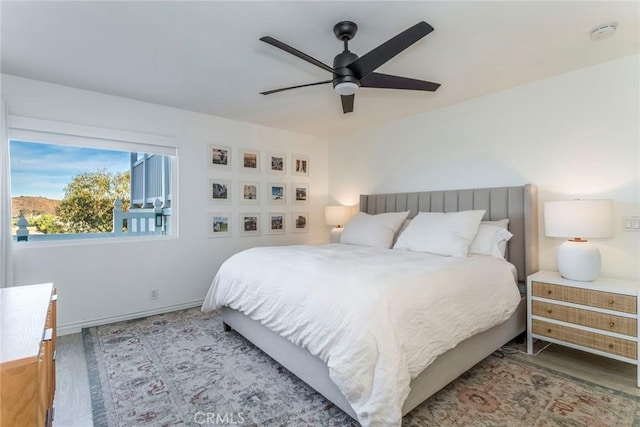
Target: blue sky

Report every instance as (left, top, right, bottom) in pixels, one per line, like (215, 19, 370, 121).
(10, 140, 130, 200)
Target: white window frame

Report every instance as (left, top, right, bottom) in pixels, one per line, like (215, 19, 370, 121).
(8, 115, 178, 247)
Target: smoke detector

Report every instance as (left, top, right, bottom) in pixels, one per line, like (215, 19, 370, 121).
(591, 23, 617, 40)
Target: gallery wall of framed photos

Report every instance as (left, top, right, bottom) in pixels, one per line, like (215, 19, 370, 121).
(208, 144, 312, 238)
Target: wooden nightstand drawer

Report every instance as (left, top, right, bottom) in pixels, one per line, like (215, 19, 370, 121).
(532, 300, 637, 336)
(532, 281, 637, 314)
(532, 319, 637, 359)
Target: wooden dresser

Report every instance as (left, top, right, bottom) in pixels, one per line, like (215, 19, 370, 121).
(1, 283, 57, 426)
(527, 271, 639, 387)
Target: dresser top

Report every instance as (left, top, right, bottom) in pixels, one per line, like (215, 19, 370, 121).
(529, 271, 639, 294)
(0, 283, 53, 365)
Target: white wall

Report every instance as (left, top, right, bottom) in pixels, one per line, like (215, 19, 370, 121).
(4, 53, 638, 333)
(2, 74, 329, 333)
(328, 55, 640, 280)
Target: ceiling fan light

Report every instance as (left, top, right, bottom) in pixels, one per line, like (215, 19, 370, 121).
(334, 82, 359, 96)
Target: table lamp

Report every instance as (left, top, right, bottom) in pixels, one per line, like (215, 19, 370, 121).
(544, 199, 613, 281)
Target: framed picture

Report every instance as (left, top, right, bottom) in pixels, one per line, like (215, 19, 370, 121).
(268, 182, 286, 205)
(209, 179, 231, 203)
(268, 212, 286, 234)
(293, 212, 309, 233)
(208, 213, 232, 237)
(292, 154, 309, 177)
(240, 149, 260, 173)
(240, 181, 260, 204)
(208, 144, 231, 171)
(268, 151, 286, 175)
(239, 212, 260, 236)
(292, 183, 309, 205)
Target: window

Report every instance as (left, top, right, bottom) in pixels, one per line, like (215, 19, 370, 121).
(8, 116, 176, 243)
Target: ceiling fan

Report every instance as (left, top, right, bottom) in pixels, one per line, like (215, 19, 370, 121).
(259, 21, 441, 114)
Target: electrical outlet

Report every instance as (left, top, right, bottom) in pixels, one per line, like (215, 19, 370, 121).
(622, 216, 640, 232)
(150, 289, 159, 300)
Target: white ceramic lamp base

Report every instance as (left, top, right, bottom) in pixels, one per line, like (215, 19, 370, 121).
(556, 240, 601, 282)
(330, 227, 343, 243)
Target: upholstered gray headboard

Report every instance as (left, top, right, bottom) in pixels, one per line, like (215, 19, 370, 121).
(359, 184, 539, 283)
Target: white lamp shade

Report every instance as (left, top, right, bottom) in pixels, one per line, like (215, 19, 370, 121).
(325, 206, 352, 227)
(544, 200, 613, 239)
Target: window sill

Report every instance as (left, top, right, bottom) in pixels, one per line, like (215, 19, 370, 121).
(12, 233, 176, 249)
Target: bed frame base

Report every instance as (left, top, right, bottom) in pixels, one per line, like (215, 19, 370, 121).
(221, 296, 526, 420)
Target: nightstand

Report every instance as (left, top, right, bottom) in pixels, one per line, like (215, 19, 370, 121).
(527, 271, 639, 387)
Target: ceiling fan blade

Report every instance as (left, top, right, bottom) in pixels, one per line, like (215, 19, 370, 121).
(341, 94, 354, 114)
(349, 21, 434, 79)
(360, 72, 441, 91)
(260, 80, 332, 95)
(260, 36, 338, 75)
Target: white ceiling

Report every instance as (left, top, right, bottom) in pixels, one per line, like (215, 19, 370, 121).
(1, 1, 638, 139)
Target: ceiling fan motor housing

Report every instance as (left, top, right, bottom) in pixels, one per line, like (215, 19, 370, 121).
(333, 51, 360, 88)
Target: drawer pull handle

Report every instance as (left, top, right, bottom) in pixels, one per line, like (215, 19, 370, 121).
(608, 299, 614, 305)
(547, 290, 553, 295)
(610, 322, 615, 328)
(547, 329, 552, 334)
(547, 309, 553, 314)
(608, 343, 614, 349)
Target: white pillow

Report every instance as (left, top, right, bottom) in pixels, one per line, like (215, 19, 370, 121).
(340, 211, 410, 249)
(392, 218, 412, 246)
(469, 219, 513, 258)
(393, 210, 486, 257)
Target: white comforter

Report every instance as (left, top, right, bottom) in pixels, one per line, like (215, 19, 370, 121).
(202, 244, 520, 426)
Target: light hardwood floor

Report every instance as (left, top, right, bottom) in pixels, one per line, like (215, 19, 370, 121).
(54, 334, 93, 427)
(53, 334, 638, 426)
(515, 338, 639, 396)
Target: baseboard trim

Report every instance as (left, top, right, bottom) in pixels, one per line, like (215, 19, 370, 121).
(57, 299, 205, 336)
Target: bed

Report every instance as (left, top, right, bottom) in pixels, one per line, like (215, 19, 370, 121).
(203, 184, 538, 425)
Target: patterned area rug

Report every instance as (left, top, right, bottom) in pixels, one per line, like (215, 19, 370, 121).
(83, 308, 639, 426)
